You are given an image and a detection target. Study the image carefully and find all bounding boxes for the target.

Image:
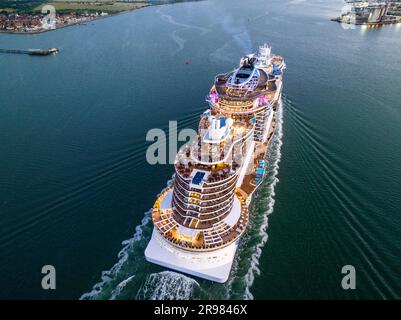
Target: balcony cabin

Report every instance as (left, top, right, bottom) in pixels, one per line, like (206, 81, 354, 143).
(152, 187, 250, 252)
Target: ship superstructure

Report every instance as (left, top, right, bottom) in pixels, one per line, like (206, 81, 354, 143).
(145, 44, 285, 282)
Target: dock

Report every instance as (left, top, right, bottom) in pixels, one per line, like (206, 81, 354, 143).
(0, 48, 59, 56)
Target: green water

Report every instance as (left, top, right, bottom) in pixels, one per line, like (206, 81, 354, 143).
(0, 0, 400, 299)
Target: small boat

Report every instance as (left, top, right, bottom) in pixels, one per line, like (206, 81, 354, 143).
(28, 48, 59, 55)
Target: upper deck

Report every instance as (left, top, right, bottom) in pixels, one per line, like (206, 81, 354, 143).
(211, 52, 285, 103)
(213, 68, 274, 102)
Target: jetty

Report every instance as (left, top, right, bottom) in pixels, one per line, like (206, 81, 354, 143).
(0, 48, 59, 56)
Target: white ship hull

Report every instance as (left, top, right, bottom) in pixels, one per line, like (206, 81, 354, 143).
(145, 187, 244, 282)
(145, 229, 238, 283)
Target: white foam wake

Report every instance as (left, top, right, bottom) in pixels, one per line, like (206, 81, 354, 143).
(136, 271, 199, 300)
(110, 275, 136, 300)
(79, 211, 151, 300)
(243, 101, 284, 300)
(80, 179, 173, 300)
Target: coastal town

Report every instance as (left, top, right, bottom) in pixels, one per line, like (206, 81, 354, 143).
(0, 1, 150, 33)
(0, 11, 109, 33)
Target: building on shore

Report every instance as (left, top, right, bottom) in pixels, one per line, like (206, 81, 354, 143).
(0, 12, 107, 33)
(334, 0, 401, 25)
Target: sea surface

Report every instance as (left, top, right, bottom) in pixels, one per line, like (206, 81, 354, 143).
(0, 0, 400, 299)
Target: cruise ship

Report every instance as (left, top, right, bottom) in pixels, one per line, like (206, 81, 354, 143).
(145, 45, 285, 283)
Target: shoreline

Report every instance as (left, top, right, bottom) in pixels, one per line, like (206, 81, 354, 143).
(0, 1, 205, 36)
(331, 17, 401, 26)
(0, 4, 152, 35)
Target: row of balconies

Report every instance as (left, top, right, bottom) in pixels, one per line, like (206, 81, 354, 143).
(175, 169, 238, 194)
(174, 178, 236, 204)
(172, 195, 233, 222)
(173, 180, 235, 205)
(173, 190, 234, 216)
(173, 188, 234, 212)
(172, 202, 233, 229)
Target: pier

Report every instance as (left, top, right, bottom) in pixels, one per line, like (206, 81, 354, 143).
(0, 48, 59, 56)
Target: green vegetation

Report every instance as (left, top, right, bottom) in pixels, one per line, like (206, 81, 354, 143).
(0, 1, 45, 13)
(0, 1, 150, 15)
(0, 7, 14, 14)
(36, 1, 149, 14)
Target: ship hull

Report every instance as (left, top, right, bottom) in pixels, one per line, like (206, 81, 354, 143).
(145, 187, 244, 282)
(145, 229, 238, 283)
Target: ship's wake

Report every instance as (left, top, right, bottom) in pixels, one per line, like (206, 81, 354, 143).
(223, 99, 285, 299)
(158, 9, 210, 36)
(79, 209, 152, 300)
(243, 100, 284, 299)
(157, 8, 210, 54)
(80, 180, 173, 300)
(136, 271, 200, 300)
